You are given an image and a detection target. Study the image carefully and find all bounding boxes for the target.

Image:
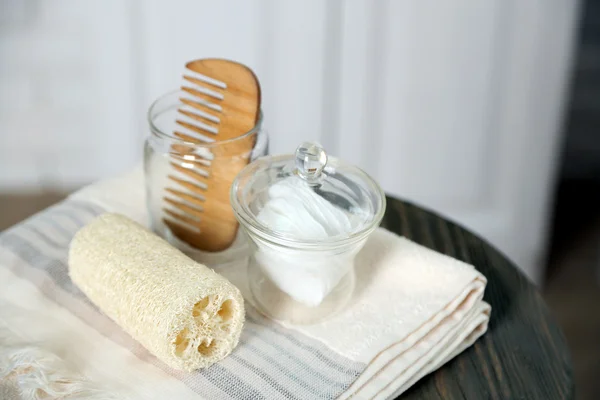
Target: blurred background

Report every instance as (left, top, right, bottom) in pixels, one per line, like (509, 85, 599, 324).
(0, 0, 598, 397)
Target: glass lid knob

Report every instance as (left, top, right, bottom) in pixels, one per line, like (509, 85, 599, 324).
(294, 142, 328, 184)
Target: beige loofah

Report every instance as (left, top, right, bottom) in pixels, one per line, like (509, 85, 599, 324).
(68, 213, 244, 371)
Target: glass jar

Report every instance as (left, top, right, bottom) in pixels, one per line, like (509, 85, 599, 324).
(231, 142, 386, 324)
(144, 90, 268, 267)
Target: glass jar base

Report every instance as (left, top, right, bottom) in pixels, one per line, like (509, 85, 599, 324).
(161, 224, 250, 269)
(247, 259, 355, 325)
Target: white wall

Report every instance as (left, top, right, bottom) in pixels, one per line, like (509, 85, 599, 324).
(0, 1, 139, 188)
(0, 0, 580, 283)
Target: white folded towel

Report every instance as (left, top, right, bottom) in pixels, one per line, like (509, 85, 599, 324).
(224, 228, 490, 399)
(0, 166, 490, 399)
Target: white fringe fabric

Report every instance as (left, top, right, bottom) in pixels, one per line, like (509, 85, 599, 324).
(0, 308, 121, 400)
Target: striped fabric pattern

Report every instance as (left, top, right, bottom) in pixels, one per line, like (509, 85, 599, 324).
(0, 200, 365, 400)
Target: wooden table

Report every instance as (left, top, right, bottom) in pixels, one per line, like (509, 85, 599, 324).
(382, 196, 574, 399)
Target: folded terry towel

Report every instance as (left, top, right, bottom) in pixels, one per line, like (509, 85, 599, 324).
(0, 167, 490, 399)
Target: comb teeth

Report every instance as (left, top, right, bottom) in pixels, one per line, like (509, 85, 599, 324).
(163, 59, 261, 251)
(170, 163, 209, 186)
(169, 174, 206, 190)
(177, 70, 226, 141)
(164, 217, 200, 235)
(163, 171, 208, 235)
(164, 209, 201, 233)
(184, 68, 227, 90)
(166, 188, 206, 204)
(178, 109, 219, 133)
(172, 69, 220, 218)
(179, 105, 220, 124)
(175, 120, 217, 140)
(183, 75, 225, 97)
(164, 197, 203, 217)
(180, 97, 222, 113)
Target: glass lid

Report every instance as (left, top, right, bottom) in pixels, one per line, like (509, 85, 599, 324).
(230, 142, 386, 245)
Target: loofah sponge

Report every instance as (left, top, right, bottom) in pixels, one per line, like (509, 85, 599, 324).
(68, 213, 244, 371)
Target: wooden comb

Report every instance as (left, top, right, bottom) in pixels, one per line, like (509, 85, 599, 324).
(163, 59, 261, 252)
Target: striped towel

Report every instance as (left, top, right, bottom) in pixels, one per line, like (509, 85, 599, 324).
(0, 167, 490, 399)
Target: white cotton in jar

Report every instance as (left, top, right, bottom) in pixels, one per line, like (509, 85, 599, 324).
(255, 177, 362, 307)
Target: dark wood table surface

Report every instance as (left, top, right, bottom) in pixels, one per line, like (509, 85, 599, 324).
(382, 196, 574, 399)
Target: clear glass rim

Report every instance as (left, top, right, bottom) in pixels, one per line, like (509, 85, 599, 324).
(147, 89, 264, 148)
(230, 154, 387, 249)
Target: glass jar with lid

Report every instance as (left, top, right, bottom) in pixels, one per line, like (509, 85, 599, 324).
(231, 142, 386, 324)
